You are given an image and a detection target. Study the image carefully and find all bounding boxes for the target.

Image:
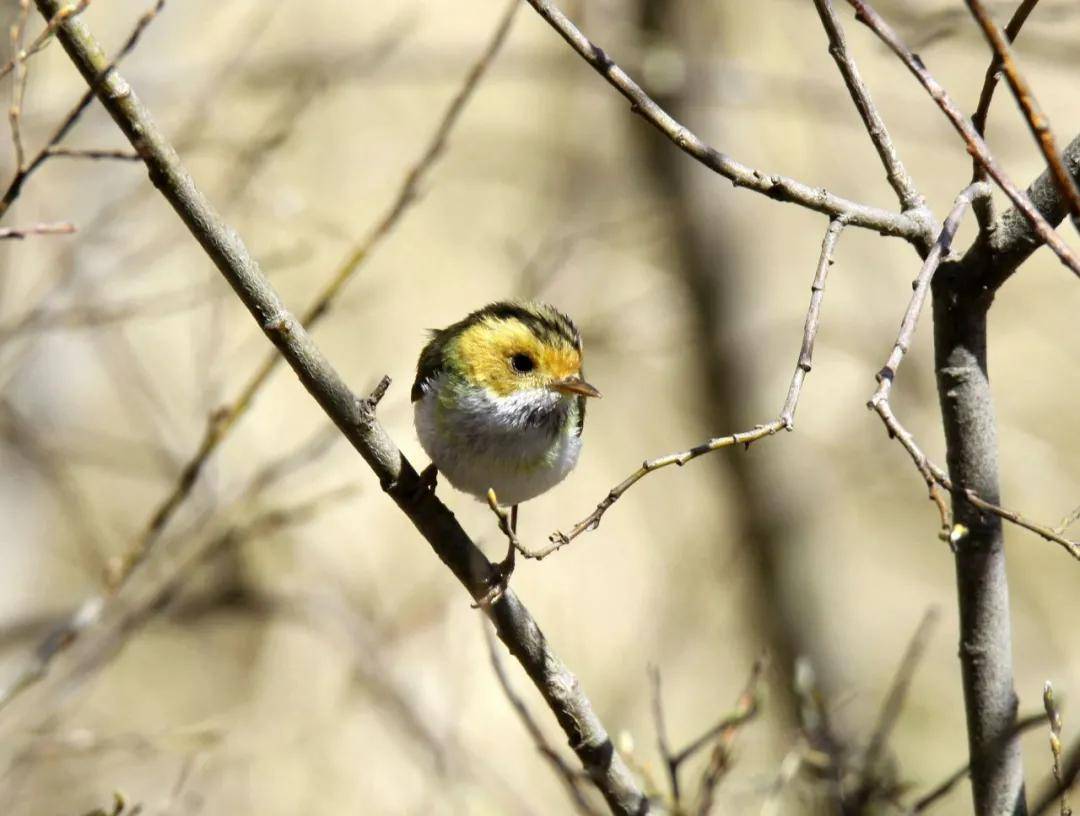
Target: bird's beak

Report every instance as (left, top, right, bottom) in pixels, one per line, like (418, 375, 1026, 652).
(550, 376, 602, 398)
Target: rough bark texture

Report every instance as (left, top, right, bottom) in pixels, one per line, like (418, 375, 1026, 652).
(932, 281, 1026, 816)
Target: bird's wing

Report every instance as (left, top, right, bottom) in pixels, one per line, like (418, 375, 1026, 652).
(411, 330, 446, 402)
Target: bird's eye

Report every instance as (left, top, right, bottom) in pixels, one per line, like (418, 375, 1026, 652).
(510, 353, 535, 374)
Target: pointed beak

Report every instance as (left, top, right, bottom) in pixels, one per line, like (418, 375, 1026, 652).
(549, 376, 602, 398)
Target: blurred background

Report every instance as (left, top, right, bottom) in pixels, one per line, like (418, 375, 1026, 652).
(0, 0, 1077, 813)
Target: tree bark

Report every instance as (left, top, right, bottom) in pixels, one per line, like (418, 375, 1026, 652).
(932, 275, 1026, 816)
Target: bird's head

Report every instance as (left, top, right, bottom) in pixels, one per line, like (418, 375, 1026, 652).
(439, 302, 600, 402)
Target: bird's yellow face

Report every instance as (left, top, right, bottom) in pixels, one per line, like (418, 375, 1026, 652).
(453, 316, 585, 397)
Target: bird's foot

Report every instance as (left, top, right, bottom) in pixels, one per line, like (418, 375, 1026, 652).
(472, 542, 516, 609)
(401, 463, 438, 505)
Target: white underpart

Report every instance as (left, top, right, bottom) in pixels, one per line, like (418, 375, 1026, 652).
(414, 375, 583, 505)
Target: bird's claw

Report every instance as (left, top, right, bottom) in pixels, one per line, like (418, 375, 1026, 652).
(472, 545, 516, 609)
(402, 463, 439, 505)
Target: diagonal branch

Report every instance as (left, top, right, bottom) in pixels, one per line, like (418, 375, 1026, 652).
(811, 0, 924, 214)
(964, 0, 1080, 233)
(522, 0, 928, 243)
(111, 0, 520, 588)
(32, 2, 648, 812)
(844, 0, 1080, 279)
(970, 0, 1040, 174)
(547, 216, 847, 550)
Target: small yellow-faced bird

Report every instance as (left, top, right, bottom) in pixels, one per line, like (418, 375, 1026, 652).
(411, 302, 600, 519)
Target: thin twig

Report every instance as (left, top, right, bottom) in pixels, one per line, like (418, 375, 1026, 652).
(852, 608, 940, 809)
(649, 666, 679, 805)
(113, 0, 521, 589)
(964, 0, 1080, 233)
(1033, 733, 1080, 816)
(8, 0, 32, 172)
(869, 182, 978, 534)
(811, 0, 924, 213)
(647, 660, 767, 812)
(693, 658, 767, 816)
(523, 0, 928, 244)
(34, 4, 648, 810)
(844, 0, 1080, 278)
(970, 0, 1040, 183)
(482, 622, 601, 816)
(911, 712, 1050, 812)
(0, 220, 74, 239)
(0, 0, 164, 221)
(1043, 683, 1072, 816)
(0, 0, 88, 83)
(551, 216, 847, 549)
(44, 146, 140, 161)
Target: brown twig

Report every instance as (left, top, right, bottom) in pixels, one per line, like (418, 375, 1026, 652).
(0, 0, 164, 221)
(523, 0, 929, 244)
(8, 0, 32, 173)
(964, 0, 1080, 233)
(1033, 733, 1080, 816)
(551, 216, 847, 549)
(0, 220, 74, 239)
(811, 0, 924, 214)
(911, 712, 1050, 812)
(868, 183, 984, 535)
(114, 0, 521, 589)
(648, 658, 765, 814)
(0, 0, 89, 83)
(844, 0, 1080, 278)
(44, 147, 140, 161)
(969, 0, 1040, 187)
(693, 658, 767, 816)
(482, 622, 601, 816)
(1043, 683, 1072, 816)
(852, 608, 940, 809)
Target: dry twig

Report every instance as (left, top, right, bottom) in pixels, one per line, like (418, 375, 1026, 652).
(549, 216, 846, 550)
(482, 622, 601, 816)
(843, 0, 1080, 278)
(911, 712, 1050, 813)
(810, 0, 924, 214)
(0, 220, 74, 239)
(1043, 683, 1072, 816)
(851, 609, 940, 809)
(0, 0, 164, 221)
(649, 659, 765, 812)
(523, 0, 928, 243)
(963, 0, 1080, 233)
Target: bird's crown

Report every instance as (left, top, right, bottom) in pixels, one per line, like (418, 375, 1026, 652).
(415, 301, 585, 399)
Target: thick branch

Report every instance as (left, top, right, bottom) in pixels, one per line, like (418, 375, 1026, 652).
(933, 237, 1027, 816)
(956, 134, 1080, 293)
(35, 3, 647, 812)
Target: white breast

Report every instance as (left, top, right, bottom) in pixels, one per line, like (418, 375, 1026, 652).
(413, 378, 583, 506)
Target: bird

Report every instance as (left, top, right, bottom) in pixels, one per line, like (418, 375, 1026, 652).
(411, 301, 600, 594)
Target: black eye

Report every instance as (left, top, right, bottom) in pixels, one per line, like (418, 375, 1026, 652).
(510, 353, 535, 374)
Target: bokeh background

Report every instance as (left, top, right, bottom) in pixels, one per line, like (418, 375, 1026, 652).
(0, 0, 1077, 813)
